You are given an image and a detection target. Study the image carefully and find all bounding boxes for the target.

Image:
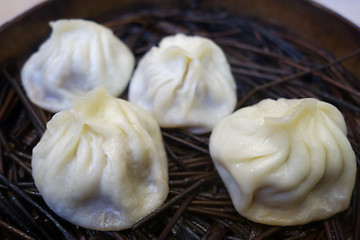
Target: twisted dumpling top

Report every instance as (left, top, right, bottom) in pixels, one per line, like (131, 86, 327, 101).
(210, 98, 356, 225)
(21, 19, 134, 112)
(129, 33, 236, 134)
(32, 87, 168, 231)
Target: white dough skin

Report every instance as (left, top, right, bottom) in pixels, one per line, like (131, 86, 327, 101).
(209, 98, 356, 226)
(21, 19, 135, 112)
(32, 87, 168, 231)
(129, 33, 236, 134)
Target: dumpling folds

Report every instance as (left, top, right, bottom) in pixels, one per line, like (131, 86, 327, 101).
(129, 33, 236, 134)
(21, 19, 135, 112)
(209, 98, 356, 225)
(32, 87, 168, 231)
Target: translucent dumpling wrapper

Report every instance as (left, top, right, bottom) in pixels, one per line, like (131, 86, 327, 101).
(32, 87, 168, 231)
(129, 33, 236, 134)
(209, 98, 356, 226)
(21, 19, 135, 112)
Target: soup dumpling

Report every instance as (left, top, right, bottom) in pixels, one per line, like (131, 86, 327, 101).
(32, 87, 168, 230)
(210, 98, 356, 225)
(21, 19, 135, 112)
(129, 33, 236, 134)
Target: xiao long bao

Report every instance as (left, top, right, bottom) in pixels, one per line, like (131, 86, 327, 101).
(209, 98, 356, 226)
(31, 87, 169, 231)
(21, 19, 134, 112)
(129, 33, 236, 134)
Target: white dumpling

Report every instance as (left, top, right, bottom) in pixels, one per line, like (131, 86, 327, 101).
(31, 87, 168, 231)
(209, 98, 356, 226)
(21, 19, 135, 112)
(129, 33, 236, 134)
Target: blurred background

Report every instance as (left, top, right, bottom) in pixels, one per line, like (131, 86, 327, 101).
(0, 0, 359, 27)
(0, 0, 44, 25)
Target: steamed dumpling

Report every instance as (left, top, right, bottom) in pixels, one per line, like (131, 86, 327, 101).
(129, 33, 236, 134)
(31, 87, 168, 231)
(21, 19, 135, 112)
(209, 98, 356, 225)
